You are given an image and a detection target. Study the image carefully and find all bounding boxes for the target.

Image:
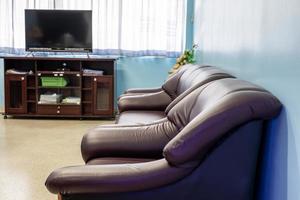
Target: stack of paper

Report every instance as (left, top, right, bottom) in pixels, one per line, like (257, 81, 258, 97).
(62, 97, 81, 105)
(83, 69, 104, 76)
(39, 93, 62, 104)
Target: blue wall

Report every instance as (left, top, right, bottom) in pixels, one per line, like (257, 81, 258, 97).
(0, 57, 175, 109)
(193, 0, 300, 199)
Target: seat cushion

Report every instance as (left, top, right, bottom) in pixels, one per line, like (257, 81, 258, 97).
(116, 110, 166, 125)
(87, 157, 156, 165)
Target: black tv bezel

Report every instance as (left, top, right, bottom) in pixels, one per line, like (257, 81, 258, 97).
(25, 9, 93, 53)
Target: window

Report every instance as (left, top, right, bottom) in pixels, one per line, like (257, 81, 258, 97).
(0, 0, 186, 57)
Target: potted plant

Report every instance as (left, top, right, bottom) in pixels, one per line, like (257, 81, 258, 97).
(169, 44, 198, 75)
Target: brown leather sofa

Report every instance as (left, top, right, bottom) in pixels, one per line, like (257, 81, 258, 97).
(46, 72, 282, 200)
(117, 64, 234, 125)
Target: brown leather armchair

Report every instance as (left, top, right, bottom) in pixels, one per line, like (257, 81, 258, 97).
(117, 64, 235, 125)
(46, 78, 281, 200)
(118, 64, 197, 96)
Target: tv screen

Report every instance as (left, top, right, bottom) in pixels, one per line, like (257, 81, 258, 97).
(25, 10, 92, 52)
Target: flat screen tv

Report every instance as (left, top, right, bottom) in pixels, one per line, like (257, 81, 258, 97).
(25, 10, 92, 52)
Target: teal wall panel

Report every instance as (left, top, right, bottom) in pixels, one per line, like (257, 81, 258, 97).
(115, 57, 175, 98)
(185, 0, 195, 49)
(0, 59, 3, 108)
(193, 0, 300, 199)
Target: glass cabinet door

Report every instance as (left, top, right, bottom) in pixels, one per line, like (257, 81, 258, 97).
(5, 75, 27, 114)
(93, 76, 113, 115)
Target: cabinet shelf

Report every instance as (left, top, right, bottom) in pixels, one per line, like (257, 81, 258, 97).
(82, 88, 92, 91)
(38, 86, 81, 89)
(38, 103, 80, 106)
(37, 71, 81, 75)
(82, 101, 92, 104)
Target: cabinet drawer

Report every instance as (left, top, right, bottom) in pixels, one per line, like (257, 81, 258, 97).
(59, 105, 81, 115)
(37, 105, 57, 115)
(37, 105, 80, 115)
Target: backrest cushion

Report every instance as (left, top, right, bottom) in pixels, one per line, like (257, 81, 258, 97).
(164, 78, 281, 165)
(162, 64, 203, 99)
(162, 64, 234, 99)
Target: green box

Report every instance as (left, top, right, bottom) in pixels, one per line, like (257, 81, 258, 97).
(41, 77, 68, 87)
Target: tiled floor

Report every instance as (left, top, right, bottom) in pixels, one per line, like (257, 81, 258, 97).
(0, 115, 113, 200)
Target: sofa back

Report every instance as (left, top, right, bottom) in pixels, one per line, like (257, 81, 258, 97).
(164, 78, 282, 165)
(162, 64, 234, 99)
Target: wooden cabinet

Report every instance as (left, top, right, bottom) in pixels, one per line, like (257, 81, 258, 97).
(5, 74, 27, 114)
(2, 57, 116, 119)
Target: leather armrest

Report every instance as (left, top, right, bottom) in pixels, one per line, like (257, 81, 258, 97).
(124, 87, 162, 94)
(45, 159, 194, 195)
(118, 91, 172, 112)
(81, 119, 178, 163)
(118, 88, 163, 101)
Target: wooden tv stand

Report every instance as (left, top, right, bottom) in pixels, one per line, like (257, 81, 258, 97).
(2, 56, 116, 119)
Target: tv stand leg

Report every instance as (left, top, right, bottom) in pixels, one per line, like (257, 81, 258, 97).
(3, 115, 7, 119)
